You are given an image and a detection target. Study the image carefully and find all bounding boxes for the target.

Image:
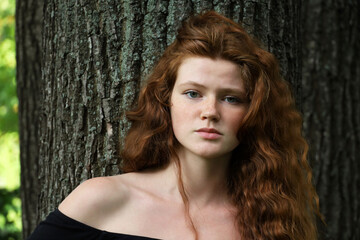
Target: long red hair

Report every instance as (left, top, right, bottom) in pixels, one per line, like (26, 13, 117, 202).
(121, 11, 320, 240)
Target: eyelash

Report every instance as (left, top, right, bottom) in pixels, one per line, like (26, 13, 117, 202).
(184, 90, 201, 99)
(183, 90, 242, 105)
(223, 96, 242, 104)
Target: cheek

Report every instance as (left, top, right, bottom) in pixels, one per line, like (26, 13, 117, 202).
(170, 105, 187, 132)
(170, 94, 195, 127)
(227, 110, 247, 134)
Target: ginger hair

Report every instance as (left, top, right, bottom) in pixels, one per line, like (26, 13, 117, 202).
(121, 11, 321, 240)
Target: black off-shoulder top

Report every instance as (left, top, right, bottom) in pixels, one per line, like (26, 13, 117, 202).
(27, 209, 162, 240)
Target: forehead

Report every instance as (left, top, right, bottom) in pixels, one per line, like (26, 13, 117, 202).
(175, 57, 244, 90)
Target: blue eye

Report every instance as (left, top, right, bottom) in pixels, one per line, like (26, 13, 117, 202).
(185, 91, 200, 99)
(224, 96, 241, 104)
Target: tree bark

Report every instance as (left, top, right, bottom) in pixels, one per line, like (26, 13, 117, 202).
(19, 0, 300, 237)
(301, 0, 360, 239)
(15, 0, 43, 238)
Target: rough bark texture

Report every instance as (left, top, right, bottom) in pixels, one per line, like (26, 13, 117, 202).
(19, 0, 301, 237)
(37, 0, 300, 223)
(15, 0, 43, 238)
(302, 0, 360, 239)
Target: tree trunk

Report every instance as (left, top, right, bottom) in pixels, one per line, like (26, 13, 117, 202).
(19, 0, 300, 237)
(301, 0, 360, 239)
(15, 0, 43, 238)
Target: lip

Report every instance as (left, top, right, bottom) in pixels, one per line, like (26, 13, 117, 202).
(195, 128, 222, 140)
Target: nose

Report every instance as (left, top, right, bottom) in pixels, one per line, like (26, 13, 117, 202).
(200, 97, 220, 121)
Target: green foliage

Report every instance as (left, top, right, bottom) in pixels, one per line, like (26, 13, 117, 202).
(0, 0, 22, 239)
(0, 188, 21, 240)
(0, 0, 17, 133)
(0, 132, 20, 190)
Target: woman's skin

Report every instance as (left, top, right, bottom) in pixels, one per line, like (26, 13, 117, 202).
(59, 57, 247, 240)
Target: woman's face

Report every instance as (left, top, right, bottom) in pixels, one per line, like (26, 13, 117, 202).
(170, 57, 249, 160)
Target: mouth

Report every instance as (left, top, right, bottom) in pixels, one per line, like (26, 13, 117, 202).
(196, 128, 222, 134)
(195, 128, 222, 140)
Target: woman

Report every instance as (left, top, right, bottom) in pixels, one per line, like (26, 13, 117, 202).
(28, 11, 320, 240)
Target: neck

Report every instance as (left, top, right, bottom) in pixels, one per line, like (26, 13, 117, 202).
(168, 149, 232, 207)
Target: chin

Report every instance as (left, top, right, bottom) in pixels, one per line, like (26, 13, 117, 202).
(192, 149, 232, 160)
(177, 141, 236, 160)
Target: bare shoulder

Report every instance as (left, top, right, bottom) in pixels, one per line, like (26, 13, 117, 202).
(58, 174, 132, 226)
